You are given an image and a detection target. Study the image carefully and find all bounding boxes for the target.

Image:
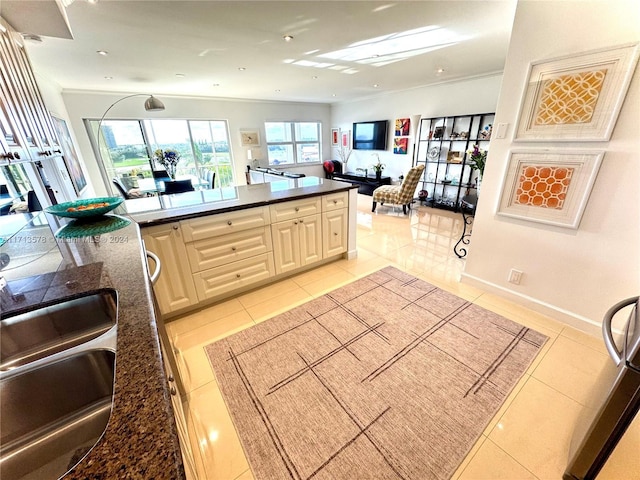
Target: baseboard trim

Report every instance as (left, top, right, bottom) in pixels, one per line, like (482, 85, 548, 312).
(460, 272, 603, 337)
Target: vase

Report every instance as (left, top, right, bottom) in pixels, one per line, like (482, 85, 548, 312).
(476, 176, 482, 194)
(375, 171, 382, 182)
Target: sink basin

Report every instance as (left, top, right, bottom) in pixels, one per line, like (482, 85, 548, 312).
(0, 349, 116, 480)
(0, 290, 117, 371)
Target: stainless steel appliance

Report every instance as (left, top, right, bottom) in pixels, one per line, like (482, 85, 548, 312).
(564, 296, 640, 479)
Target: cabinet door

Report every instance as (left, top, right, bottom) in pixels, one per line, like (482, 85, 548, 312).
(323, 209, 347, 258)
(271, 220, 300, 275)
(142, 223, 198, 315)
(299, 214, 322, 267)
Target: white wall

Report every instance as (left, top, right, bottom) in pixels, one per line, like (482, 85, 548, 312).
(462, 0, 640, 334)
(61, 91, 331, 196)
(330, 74, 503, 180)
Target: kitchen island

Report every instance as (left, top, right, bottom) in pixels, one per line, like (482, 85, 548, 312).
(0, 177, 357, 479)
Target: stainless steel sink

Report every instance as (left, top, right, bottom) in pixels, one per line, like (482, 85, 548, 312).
(0, 290, 119, 480)
(0, 290, 117, 371)
(0, 349, 115, 480)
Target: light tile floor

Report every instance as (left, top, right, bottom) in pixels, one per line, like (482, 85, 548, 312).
(166, 195, 639, 480)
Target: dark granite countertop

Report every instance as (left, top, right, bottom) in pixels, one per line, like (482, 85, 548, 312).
(1, 215, 185, 480)
(125, 176, 356, 226)
(0, 177, 356, 478)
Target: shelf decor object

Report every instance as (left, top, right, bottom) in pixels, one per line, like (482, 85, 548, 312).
(414, 112, 494, 212)
(497, 150, 604, 229)
(514, 43, 639, 142)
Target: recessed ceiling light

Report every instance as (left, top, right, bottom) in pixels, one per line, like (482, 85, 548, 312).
(104, 76, 113, 80)
(283, 35, 294, 42)
(332, 94, 337, 97)
(212, 83, 220, 87)
(312, 76, 318, 79)
(97, 50, 108, 56)
(437, 68, 445, 74)
(175, 73, 186, 78)
(373, 84, 379, 88)
(275, 89, 281, 92)
(238, 67, 246, 71)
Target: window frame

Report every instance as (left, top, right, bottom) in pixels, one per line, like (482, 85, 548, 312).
(264, 121, 322, 167)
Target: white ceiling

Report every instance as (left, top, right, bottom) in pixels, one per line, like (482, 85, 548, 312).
(10, 0, 517, 104)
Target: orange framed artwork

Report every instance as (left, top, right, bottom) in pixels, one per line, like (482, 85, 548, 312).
(497, 150, 603, 229)
(514, 43, 639, 141)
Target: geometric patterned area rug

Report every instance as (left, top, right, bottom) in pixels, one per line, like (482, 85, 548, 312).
(206, 266, 548, 480)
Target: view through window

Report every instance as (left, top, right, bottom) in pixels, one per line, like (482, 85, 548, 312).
(265, 122, 321, 166)
(88, 119, 234, 193)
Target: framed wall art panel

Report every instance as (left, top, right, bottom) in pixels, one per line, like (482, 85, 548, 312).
(51, 115, 87, 195)
(514, 43, 639, 141)
(331, 128, 340, 146)
(497, 150, 604, 229)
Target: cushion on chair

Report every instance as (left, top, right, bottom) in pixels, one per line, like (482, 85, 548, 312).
(372, 164, 425, 207)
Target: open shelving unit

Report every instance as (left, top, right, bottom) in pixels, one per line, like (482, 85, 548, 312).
(413, 112, 494, 211)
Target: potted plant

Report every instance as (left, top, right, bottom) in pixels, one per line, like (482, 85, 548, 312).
(466, 144, 487, 189)
(372, 160, 385, 181)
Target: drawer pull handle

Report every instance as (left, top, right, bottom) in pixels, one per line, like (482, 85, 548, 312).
(170, 386, 177, 396)
(333, 200, 338, 204)
(172, 225, 179, 230)
(231, 246, 237, 251)
(294, 207, 299, 212)
(236, 273, 241, 278)
(299, 219, 304, 223)
(294, 221, 298, 225)
(227, 220, 233, 226)
(334, 232, 338, 236)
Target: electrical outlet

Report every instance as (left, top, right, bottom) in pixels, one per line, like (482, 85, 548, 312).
(508, 269, 523, 285)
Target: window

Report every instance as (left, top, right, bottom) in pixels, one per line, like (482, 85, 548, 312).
(265, 122, 321, 166)
(87, 119, 234, 191)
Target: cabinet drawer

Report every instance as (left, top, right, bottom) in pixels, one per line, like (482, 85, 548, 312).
(322, 192, 348, 212)
(269, 197, 321, 223)
(194, 252, 275, 301)
(180, 206, 269, 242)
(185, 226, 272, 272)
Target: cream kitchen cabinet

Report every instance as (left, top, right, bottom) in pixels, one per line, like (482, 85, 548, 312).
(271, 213, 322, 275)
(321, 191, 348, 258)
(180, 207, 275, 303)
(323, 209, 347, 258)
(142, 222, 198, 315)
(194, 252, 275, 301)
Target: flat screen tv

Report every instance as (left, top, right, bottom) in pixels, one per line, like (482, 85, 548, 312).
(352, 120, 388, 150)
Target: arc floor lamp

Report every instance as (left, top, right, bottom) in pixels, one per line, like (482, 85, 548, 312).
(96, 94, 165, 195)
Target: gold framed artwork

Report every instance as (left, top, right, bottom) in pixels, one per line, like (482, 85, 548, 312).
(514, 43, 639, 142)
(240, 130, 260, 147)
(497, 150, 603, 229)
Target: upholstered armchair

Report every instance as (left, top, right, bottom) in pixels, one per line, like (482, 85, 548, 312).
(371, 164, 425, 214)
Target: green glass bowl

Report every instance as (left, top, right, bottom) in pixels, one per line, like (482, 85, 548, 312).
(45, 197, 124, 219)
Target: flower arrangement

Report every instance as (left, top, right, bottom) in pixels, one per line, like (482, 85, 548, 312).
(154, 148, 181, 179)
(372, 161, 385, 174)
(336, 144, 352, 165)
(466, 144, 487, 178)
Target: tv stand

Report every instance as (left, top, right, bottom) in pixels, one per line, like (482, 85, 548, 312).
(332, 171, 391, 196)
